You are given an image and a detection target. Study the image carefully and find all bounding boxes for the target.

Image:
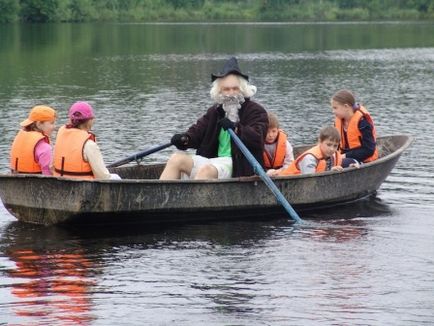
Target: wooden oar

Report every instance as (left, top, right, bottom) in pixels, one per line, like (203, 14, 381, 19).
(227, 129, 303, 223)
(108, 143, 172, 168)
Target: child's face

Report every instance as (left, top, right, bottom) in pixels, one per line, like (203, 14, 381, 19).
(331, 100, 351, 120)
(266, 127, 279, 143)
(87, 118, 95, 130)
(81, 118, 95, 131)
(36, 120, 56, 136)
(319, 138, 339, 158)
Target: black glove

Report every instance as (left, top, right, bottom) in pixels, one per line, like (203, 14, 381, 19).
(170, 133, 189, 150)
(218, 117, 236, 131)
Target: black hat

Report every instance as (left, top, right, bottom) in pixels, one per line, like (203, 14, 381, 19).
(211, 57, 249, 82)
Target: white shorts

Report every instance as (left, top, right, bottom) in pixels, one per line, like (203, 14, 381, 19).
(183, 155, 233, 179)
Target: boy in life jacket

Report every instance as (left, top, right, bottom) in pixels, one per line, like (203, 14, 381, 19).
(331, 89, 378, 164)
(263, 111, 294, 176)
(279, 126, 343, 175)
(10, 105, 57, 175)
(53, 101, 120, 180)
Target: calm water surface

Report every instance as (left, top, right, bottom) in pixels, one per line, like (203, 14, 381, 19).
(0, 22, 433, 325)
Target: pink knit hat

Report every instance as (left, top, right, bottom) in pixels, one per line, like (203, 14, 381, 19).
(68, 101, 95, 122)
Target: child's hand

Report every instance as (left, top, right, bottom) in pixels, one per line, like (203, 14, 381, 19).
(349, 162, 360, 168)
(266, 169, 278, 176)
(331, 166, 343, 172)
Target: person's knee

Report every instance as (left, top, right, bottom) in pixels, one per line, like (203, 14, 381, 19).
(195, 164, 218, 179)
(166, 153, 192, 170)
(167, 152, 186, 165)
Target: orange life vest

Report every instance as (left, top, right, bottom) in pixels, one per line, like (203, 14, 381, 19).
(53, 126, 95, 179)
(335, 106, 378, 162)
(263, 130, 288, 169)
(280, 144, 342, 176)
(9, 130, 49, 174)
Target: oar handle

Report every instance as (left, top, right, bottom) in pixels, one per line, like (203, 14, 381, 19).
(108, 143, 172, 168)
(228, 129, 302, 223)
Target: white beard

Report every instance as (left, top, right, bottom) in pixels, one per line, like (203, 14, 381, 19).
(216, 94, 245, 123)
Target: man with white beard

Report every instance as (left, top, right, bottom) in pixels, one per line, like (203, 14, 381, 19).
(160, 57, 268, 180)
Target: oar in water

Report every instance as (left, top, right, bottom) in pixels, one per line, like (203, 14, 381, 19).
(227, 128, 303, 223)
(108, 143, 172, 168)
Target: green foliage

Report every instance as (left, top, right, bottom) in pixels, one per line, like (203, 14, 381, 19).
(19, 0, 70, 22)
(0, 0, 19, 23)
(0, 0, 433, 23)
(336, 8, 370, 20)
(165, 0, 205, 9)
(68, 0, 95, 21)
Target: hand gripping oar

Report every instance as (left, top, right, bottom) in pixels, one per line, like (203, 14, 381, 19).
(108, 143, 172, 168)
(227, 128, 303, 223)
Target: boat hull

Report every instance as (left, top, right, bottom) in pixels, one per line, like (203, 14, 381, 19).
(0, 135, 412, 225)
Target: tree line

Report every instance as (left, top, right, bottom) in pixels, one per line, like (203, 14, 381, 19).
(1, 0, 434, 23)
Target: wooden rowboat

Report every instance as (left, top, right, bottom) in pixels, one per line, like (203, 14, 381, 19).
(0, 135, 412, 226)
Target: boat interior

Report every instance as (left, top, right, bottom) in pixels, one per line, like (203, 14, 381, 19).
(108, 135, 407, 181)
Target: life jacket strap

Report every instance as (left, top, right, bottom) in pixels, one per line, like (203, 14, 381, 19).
(10, 169, 42, 175)
(54, 168, 93, 176)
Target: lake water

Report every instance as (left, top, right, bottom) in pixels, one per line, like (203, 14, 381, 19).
(0, 22, 434, 325)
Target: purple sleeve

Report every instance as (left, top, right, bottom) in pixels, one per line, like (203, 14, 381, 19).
(34, 140, 53, 175)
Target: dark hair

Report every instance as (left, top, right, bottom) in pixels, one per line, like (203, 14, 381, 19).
(319, 126, 340, 143)
(267, 111, 279, 129)
(332, 89, 356, 107)
(69, 111, 89, 127)
(24, 122, 40, 132)
(70, 119, 88, 128)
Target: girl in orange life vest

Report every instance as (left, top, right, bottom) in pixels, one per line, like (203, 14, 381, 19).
(53, 101, 120, 180)
(331, 89, 378, 163)
(279, 126, 343, 175)
(10, 105, 57, 175)
(263, 111, 294, 177)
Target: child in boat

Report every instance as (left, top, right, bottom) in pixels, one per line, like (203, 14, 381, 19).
(263, 111, 294, 176)
(10, 105, 57, 175)
(331, 89, 378, 164)
(279, 126, 344, 175)
(53, 101, 120, 180)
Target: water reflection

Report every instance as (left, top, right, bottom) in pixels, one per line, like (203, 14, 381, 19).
(65, 217, 292, 247)
(301, 195, 392, 242)
(1, 224, 97, 325)
(1, 197, 430, 324)
(303, 195, 393, 219)
(0, 215, 293, 324)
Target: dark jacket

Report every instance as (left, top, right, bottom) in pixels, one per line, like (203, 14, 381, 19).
(185, 98, 268, 177)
